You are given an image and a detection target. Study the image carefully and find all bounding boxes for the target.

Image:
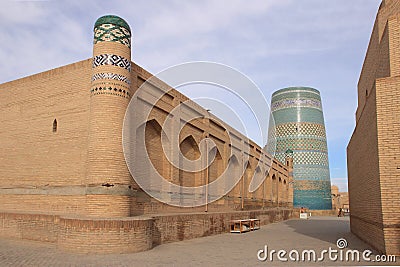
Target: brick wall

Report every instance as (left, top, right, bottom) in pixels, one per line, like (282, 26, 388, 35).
(0, 59, 91, 187)
(130, 192, 292, 216)
(348, 86, 384, 252)
(58, 216, 153, 254)
(0, 195, 87, 215)
(152, 209, 295, 246)
(348, 0, 400, 255)
(376, 75, 400, 255)
(0, 60, 91, 216)
(0, 208, 296, 254)
(0, 212, 59, 242)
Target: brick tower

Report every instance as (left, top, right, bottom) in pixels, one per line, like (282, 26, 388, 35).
(86, 15, 132, 217)
(267, 87, 332, 210)
(285, 149, 294, 207)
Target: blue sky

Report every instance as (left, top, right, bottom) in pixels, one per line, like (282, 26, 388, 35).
(1, 0, 382, 192)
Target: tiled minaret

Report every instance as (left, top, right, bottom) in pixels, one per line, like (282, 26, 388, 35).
(86, 15, 132, 217)
(267, 87, 332, 210)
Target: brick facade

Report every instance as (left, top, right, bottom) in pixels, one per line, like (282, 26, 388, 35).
(347, 0, 400, 255)
(0, 15, 295, 253)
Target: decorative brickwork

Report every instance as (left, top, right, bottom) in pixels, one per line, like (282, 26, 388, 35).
(94, 23, 131, 48)
(271, 98, 322, 111)
(91, 72, 131, 85)
(274, 123, 327, 138)
(92, 54, 131, 71)
(93, 15, 131, 48)
(90, 86, 130, 98)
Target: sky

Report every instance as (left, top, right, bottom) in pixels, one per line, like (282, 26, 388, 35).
(1, 0, 382, 192)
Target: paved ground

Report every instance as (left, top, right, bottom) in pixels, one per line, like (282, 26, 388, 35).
(0, 216, 397, 266)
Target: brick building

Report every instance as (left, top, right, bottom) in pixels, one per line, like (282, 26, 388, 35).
(0, 15, 295, 253)
(347, 0, 400, 255)
(331, 185, 349, 213)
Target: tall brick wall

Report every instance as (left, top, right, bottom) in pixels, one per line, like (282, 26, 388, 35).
(348, 0, 400, 255)
(0, 59, 92, 215)
(376, 75, 400, 254)
(348, 87, 385, 252)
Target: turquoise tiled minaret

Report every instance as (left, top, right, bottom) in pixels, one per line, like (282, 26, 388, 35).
(267, 87, 332, 210)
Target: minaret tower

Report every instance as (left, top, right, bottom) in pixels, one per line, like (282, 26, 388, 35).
(268, 87, 332, 210)
(86, 15, 132, 217)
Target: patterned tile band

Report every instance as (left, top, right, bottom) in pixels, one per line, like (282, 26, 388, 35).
(271, 98, 322, 112)
(272, 91, 321, 102)
(92, 72, 131, 85)
(292, 166, 330, 181)
(275, 138, 328, 153)
(274, 123, 326, 137)
(94, 23, 131, 48)
(90, 86, 130, 98)
(277, 151, 329, 166)
(93, 54, 131, 71)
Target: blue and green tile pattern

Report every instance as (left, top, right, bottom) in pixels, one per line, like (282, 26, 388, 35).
(268, 87, 332, 210)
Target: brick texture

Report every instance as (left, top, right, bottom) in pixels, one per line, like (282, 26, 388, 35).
(347, 0, 400, 255)
(0, 208, 296, 254)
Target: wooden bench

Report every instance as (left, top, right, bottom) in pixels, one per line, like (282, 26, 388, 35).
(230, 219, 260, 233)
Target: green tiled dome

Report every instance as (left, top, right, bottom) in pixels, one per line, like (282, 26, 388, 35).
(94, 15, 131, 33)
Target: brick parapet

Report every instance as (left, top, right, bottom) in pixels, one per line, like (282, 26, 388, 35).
(0, 208, 296, 254)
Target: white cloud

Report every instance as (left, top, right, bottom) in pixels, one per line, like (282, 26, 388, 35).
(0, 1, 93, 83)
(136, 0, 283, 41)
(0, 1, 46, 24)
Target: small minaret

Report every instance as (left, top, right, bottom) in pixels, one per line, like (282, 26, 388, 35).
(86, 15, 132, 217)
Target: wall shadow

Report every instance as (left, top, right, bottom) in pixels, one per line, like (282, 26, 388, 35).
(284, 216, 380, 253)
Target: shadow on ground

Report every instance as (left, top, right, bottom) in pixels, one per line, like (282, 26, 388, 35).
(284, 216, 379, 253)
